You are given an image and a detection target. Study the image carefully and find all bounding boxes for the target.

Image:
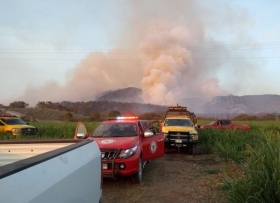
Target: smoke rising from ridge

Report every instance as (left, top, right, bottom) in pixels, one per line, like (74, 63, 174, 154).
(138, 26, 227, 105)
(17, 0, 257, 106)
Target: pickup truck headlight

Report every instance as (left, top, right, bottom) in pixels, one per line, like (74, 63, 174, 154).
(163, 133, 168, 139)
(119, 146, 137, 158)
(11, 128, 21, 133)
(190, 133, 198, 141)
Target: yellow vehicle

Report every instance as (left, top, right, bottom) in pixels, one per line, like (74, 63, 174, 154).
(162, 106, 199, 154)
(0, 114, 38, 136)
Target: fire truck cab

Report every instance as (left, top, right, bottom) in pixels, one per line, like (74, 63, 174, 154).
(74, 116, 165, 183)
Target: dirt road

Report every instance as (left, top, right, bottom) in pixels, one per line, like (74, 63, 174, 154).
(102, 149, 228, 203)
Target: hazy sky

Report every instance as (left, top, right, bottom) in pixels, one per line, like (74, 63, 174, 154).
(1, 0, 280, 106)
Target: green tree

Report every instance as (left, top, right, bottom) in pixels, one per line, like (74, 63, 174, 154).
(63, 112, 73, 121)
(91, 112, 101, 121)
(9, 101, 29, 108)
(138, 112, 163, 120)
(107, 110, 121, 117)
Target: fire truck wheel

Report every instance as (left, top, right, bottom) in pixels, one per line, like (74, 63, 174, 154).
(133, 157, 143, 183)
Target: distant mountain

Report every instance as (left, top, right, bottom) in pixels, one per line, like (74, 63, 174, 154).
(96, 87, 143, 103)
(96, 87, 280, 118)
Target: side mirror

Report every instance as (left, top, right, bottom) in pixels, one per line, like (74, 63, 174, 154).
(76, 132, 87, 139)
(75, 122, 88, 139)
(144, 130, 154, 138)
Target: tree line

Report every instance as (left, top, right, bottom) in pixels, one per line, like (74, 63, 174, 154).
(2, 101, 280, 121)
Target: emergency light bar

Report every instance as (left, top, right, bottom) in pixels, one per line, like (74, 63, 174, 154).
(116, 116, 138, 120)
(168, 106, 187, 111)
(0, 114, 17, 117)
(107, 116, 138, 120)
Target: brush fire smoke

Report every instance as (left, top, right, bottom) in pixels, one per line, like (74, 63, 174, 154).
(139, 26, 226, 105)
(16, 0, 255, 106)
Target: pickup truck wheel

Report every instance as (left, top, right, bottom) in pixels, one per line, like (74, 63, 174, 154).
(191, 144, 199, 155)
(133, 157, 143, 183)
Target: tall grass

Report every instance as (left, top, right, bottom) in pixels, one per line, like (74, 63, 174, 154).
(198, 128, 263, 163)
(225, 131, 280, 203)
(1, 120, 280, 202)
(0, 121, 98, 140)
(198, 123, 280, 202)
(198, 121, 280, 163)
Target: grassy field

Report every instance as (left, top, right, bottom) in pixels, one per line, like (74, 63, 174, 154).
(0, 121, 98, 139)
(1, 120, 280, 202)
(197, 120, 280, 202)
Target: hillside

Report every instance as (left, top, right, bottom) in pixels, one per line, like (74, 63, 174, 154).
(3, 88, 280, 121)
(96, 87, 143, 103)
(96, 87, 280, 117)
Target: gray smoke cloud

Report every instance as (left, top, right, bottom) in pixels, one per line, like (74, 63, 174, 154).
(17, 0, 258, 106)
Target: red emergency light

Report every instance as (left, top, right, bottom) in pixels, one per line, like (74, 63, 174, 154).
(117, 116, 138, 120)
(107, 116, 138, 120)
(0, 114, 17, 117)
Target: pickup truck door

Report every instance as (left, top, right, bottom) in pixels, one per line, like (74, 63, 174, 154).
(214, 121, 224, 130)
(0, 121, 5, 134)
(218, 120, 231, 130)
(140, 121, 164, 161)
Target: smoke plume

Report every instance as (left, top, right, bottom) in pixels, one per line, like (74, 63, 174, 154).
(17, 0, 257, 106)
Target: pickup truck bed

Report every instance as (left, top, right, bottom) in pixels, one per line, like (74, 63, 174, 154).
(0, 139, 102, 203)
(199, 119, 250, 131)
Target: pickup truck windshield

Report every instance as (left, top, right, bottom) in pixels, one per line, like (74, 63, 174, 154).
(91, 123, 137, 137)
(1, 118, 27, 125)
(164, 119, 192, 127)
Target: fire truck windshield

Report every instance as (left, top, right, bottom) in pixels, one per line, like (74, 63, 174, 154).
(91, 123, 137, 137)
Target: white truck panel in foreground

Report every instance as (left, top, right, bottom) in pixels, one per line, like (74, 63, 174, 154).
(0, 139, 102, 203)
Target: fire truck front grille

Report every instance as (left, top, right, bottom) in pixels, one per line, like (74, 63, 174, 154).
(101, 149, 120, 160)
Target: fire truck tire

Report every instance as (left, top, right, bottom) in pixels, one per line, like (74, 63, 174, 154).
(191, 143, 199, 155)
(133, 157, 143, 183)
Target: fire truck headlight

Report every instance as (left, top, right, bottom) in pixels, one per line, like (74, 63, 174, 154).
(119, 146, 137, 158)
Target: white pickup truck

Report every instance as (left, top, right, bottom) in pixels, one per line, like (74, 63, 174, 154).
(0, 139, 102, 203)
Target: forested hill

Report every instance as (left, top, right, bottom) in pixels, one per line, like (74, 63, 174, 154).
(2, 88, 280, 120)
(60, 100, 167, 116)
(95, 87, 280, 115)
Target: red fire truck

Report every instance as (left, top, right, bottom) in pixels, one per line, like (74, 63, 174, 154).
(74, 116, 164, 183)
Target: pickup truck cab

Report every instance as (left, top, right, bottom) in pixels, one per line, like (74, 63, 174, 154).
(162, 116, 199, 154)
(161, 106, 199, 154)
(0, 114, 38, 136)
(199, 119, 250, 131)
(74, 116, 165, 183)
